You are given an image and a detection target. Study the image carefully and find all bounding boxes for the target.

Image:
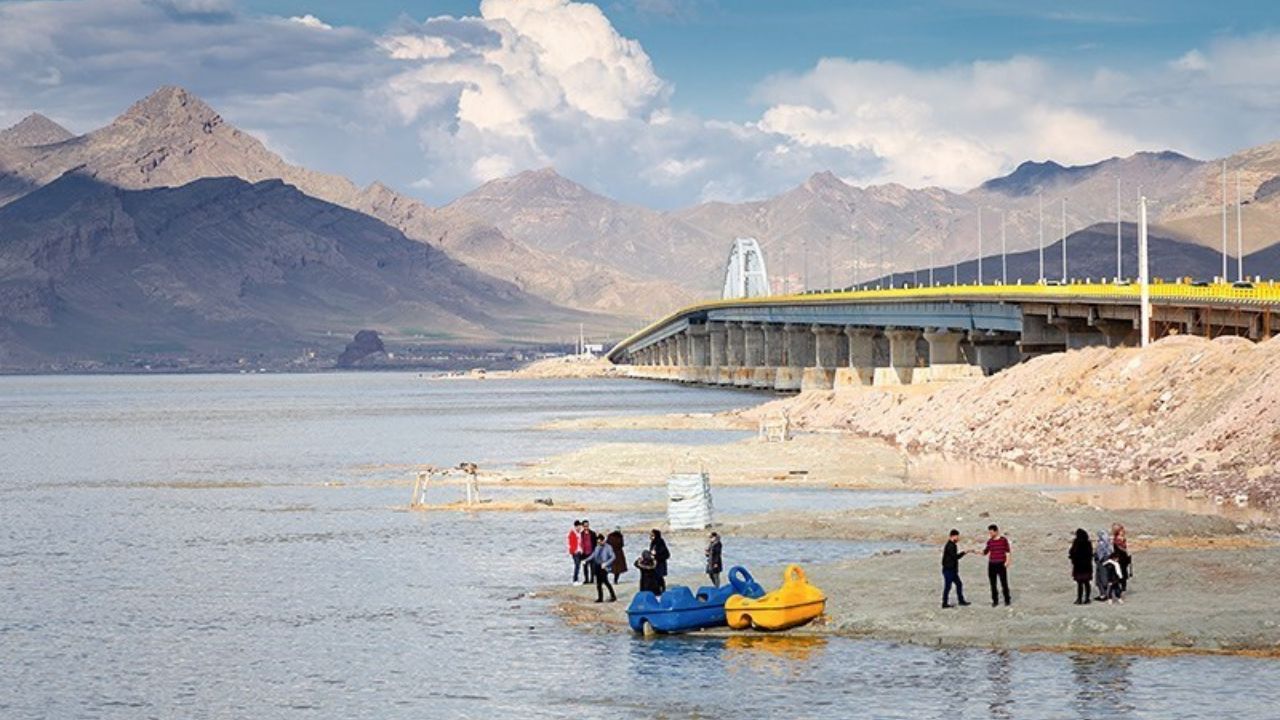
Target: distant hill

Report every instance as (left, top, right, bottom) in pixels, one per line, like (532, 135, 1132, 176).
(879, 222, 1261, 288)
(0, 113, 74, 148)
(0, 87, 688, 318)
(0, 173, 591, 369)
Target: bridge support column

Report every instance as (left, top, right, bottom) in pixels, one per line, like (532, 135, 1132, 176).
(916, 328, 984, 383)
(875, 328, 921, 386)
(725, 323, 745, 367)
(970, 331, 1020, 374)
(1095, 319, 1139, 348)
(835, 327, 877, 388)
(803, 325, 840, 390)
(739, 323, 767, 388)
(1053, 317, 1107, 350)
(774, 323, 810, 391)
(708, 322, 727, 384)
(764, 324, 786, 367)
(687, 324, 711, 383)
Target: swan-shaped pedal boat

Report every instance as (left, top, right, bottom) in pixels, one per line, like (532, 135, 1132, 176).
(627, 566, 765, 635)
(725, 564, 826, 631)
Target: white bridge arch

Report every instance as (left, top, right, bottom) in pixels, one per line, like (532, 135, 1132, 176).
(721, 237, 770, 299)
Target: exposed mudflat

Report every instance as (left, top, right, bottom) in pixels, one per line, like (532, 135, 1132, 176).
(546, 489, 1280, 656)
(492, 432, 912, 488)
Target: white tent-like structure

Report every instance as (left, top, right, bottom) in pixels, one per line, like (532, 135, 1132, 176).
(667, 472, 714, 530)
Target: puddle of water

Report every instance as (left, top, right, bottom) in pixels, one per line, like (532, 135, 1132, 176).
(906, 451, 1271, 523)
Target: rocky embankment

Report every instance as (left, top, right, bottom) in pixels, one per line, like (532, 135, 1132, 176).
(741, 335, 1280, 507)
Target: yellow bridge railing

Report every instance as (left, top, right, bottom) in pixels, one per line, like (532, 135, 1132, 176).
(610, 279, 1280, 357)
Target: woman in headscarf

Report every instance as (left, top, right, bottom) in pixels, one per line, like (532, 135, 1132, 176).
(634, 550, 660, 594)
(649, 529, 670, 594)
(1068, 529, 1094, 605)
(606, 527, 627, 584)
(1093, 529, 1113, 601)
(1111, 522, 1130, 592)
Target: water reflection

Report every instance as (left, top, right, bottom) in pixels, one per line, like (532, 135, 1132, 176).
(1071, 653, 1134, 719)
(723, 634, 827, 664)
(987, 650, 1015, 719)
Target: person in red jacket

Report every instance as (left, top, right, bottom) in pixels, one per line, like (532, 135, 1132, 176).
(568, 520, 584, 584)
(579, 520, 595, 584)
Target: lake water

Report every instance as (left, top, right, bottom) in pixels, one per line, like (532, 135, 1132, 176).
(2, 374, 1278, 719)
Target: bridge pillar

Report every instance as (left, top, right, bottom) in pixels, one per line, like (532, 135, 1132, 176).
(725, 322, 745, 367)
(803, 325, 841, 390)
(969, 331, 1020, 374)
(763, 324, 786, 367)
(916, 328, 985, 383)
(1052, 317, 1107, 350)
(875, 328, 921, 386)
(1094, 319, 1139, 348)
(1018, 313, 1066, 358)
(835, 326, 877, 388)
(774, 323, 811, 391)
(742, 323, 765, 366)
(687, 324, 710, 366)
(708, 322, 727, 367)
(923, 328, 964, 364)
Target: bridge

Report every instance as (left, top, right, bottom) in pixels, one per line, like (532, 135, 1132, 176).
(605, 281, 1280, 391)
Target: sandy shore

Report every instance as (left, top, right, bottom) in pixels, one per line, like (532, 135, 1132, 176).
(544, 488, 1280, 656)
(491, 432, 914, 488)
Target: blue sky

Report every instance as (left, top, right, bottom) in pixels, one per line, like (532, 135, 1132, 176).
(2, 0, 1280, 207)
(234, 0, 1280, 120)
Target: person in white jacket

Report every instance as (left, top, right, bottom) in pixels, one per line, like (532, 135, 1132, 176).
(589, 534, 617, 603)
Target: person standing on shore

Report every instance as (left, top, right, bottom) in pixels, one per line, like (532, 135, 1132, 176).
(1094, 529, 1112, 601)
(589, 533, 617, 603)
(705, 532, 723, 587)
(635, 550, 660, 594)
(1111, 523, 1131, 592)
(1069, 529, 1094, 605)
(580, 520, 595, 584)
(568, 520, 584, 585)
(1102, 552, 1125, 604)
(982, 524, 1012, 607)
(606, 527, 627, 584)
(649, 529, 670, 594)
(941, 529, 970, 608)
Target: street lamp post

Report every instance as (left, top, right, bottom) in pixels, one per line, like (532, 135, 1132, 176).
(1139, 196, 1151, 347)
(1061, 198, 1068, 283)
(1000, 209, 1007, 284)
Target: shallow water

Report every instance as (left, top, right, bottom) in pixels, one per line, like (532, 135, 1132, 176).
(2, 374, 1278, 719)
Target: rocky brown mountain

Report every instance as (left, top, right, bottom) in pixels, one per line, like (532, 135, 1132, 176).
(0, 172, 599, 369)
(456, 147, 1280, 297)
(0, 87, 687, 318)
(0, 113, 74, 148)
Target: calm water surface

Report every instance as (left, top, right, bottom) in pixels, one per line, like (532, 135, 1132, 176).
(2, 374, 1277, 719)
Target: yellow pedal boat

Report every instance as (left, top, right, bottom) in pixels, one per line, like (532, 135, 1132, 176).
(725, 564, 826, 631)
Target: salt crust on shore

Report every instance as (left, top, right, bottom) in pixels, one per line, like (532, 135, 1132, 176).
(741, 335, 1280, 506)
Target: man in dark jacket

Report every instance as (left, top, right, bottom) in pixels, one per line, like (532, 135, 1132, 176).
(941, 529, 971, 608)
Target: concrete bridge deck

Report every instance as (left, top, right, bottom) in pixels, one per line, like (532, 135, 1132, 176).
(606, 281, 1280, 391)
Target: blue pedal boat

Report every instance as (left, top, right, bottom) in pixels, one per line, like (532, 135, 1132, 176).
(627, 566, 765, 634)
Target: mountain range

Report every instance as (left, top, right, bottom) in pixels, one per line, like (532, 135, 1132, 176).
(4, 85, 1280, 370)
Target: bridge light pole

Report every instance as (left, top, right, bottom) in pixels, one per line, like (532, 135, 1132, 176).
(1221, 160, 1228, 282)
(929, 246, 935, 286)
(1139, 196, 1151, 347)
(850, 223, 858, 289)
(1237, 170, 1244, 282)
(977, 207, 983, 285)
(1000, 209, 1007, 285)
(1038, 191, 1045, 283)
(802, 236, 809, 293)
(1116, 177, 1123, 281)
(1061, 198, 1068, 283)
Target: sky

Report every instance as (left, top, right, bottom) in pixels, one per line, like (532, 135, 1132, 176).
(2, 0, 1280, 208)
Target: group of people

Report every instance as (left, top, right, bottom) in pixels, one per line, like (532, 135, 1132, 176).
(567, 519, 628, 603)
(1069, 524, 1132, 604)
(568, 523, 726, 601)
(941, 523, 1133, 609)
